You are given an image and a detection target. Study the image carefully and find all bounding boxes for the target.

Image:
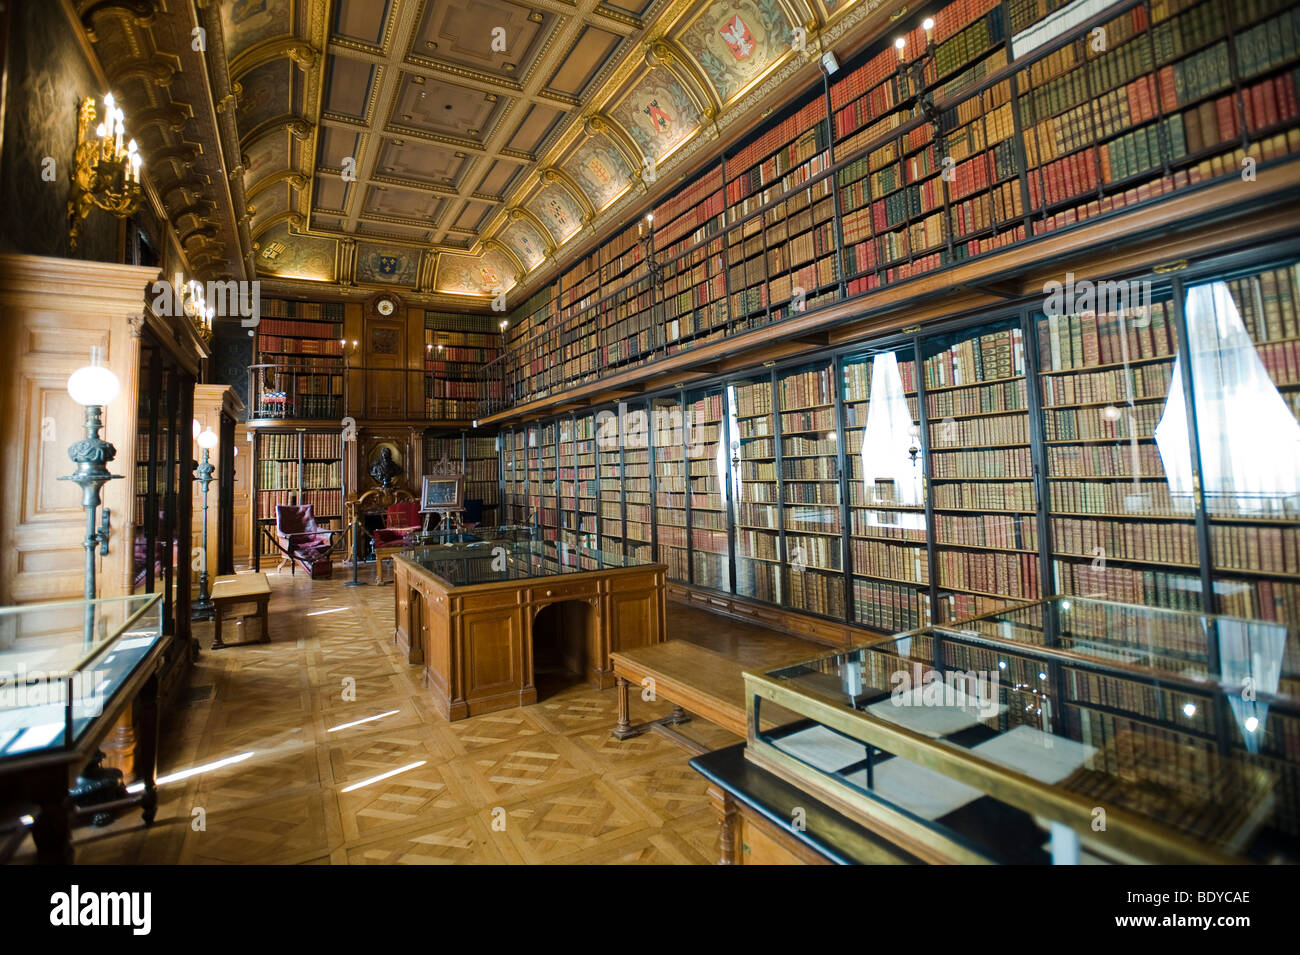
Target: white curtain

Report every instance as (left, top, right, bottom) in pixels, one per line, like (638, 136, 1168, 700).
(1155, 280, 1300, 516)
(861, 352, 926, 530)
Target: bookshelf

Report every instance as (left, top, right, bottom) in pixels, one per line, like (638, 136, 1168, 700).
(598, 407, 624, 559)
(1035, 292, 1203, 611)
(729, 373, 782, 604)
(539, 420, 558, 541)
(624, 401, 654, 563)
(497, 245, 1300, 636)
(504, 428, 528, 524)
(778, 360, 847, 618)
(842, 345, 932, 632)
(526, 425, 542, 530)
(687, 386, 729, 590)
(651, 394, 689, 582)
(252, 429, 342, 566)
(425, 312, 501, 421)
(923, 318, 1042, 622)
(491, 0, 1300, 419)
(1192, 260, 1300, 622)
(423, 431, 501, 526)
(575, 411, 599, 551)
(558, 415, 578, 547)
(252, 300, 344, 420)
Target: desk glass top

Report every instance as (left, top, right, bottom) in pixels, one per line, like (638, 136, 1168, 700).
(397, 538, 657, 586)
(757, 596, 1298, 860)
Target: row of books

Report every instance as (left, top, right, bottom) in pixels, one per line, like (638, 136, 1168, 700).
(1048, 480, 1181, 516)
(853, 578, 932, 632)
(925, 328, 1026, 388)
(259, 432, 341, 460)
(787, 570, 847, 618)
(936, 513, 1039, 551)
(1040, 363, 1174, 408)
(257, 461, 340, 490)
(258, 301, 343, 321)
(936, 549, 1041, 598)
(1051, 516, 1201, 564)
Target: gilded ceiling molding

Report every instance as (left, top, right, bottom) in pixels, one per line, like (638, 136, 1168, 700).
(133, 102, 192, 135)
(540, 167, 597, 224)
(246, 169, 309, 200)
(79, 0, 156, 40)
(483, 238, 526, 284)
(227, 36, 318, 80)
(108, 54, 178, 88)
(508, 205, 561, 253)
(645, 35, 722, 117)
(779, 0, 823, 37)
(418, 251, 438, 293)
(337, 238, 358, 287)
(584, 113, 644, 180)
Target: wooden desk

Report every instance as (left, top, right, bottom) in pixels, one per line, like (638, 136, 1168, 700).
(210, 573, 271, 649)
(393, 549, 666, 720)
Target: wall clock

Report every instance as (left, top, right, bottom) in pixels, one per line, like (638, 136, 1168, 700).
(375, 297, 395, 316)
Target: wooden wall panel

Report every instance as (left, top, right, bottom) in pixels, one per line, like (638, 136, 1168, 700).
(0, 254, 158, 605)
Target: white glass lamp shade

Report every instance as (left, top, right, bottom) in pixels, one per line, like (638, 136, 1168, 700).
(197, 427, 219, 450)
(67, 364, 121, 407)
(192, 418, 201, 439)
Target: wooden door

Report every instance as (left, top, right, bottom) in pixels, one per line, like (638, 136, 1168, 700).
(232, 424, 253, 566)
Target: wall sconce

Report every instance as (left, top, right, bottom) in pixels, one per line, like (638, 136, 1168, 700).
(68, 94, 143, 249)
(183, 280, 214, 343)
(908, 425, 922, 466)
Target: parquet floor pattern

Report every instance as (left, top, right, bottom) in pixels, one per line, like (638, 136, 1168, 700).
(34, 573, 821, 865)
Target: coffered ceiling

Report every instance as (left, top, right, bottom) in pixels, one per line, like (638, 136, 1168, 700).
(208, 0, 892, 302)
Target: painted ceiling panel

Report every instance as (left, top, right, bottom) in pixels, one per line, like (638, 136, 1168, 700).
(544, 26, 622, 97)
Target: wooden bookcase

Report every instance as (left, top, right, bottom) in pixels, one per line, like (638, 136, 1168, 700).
(424, 311, 501, 421)
(496, 0, 1300, 415)
(422, 430, 500, 526)
(496, 243, 1300, 635)
(251, 429, 343, 567)
(252, 300, 344, 420)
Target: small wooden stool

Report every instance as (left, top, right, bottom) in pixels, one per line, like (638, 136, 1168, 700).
(210, 573, 271, 649)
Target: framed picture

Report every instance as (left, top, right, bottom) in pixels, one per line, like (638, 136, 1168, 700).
(420, 474, 464, 512)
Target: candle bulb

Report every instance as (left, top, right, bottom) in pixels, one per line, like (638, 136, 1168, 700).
(923, 17, 934, 44)
(895, 36, 907, 63)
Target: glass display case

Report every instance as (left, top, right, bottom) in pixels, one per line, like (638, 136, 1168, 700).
(744, 596, 1298, 864)
(0, 593, 163, 760)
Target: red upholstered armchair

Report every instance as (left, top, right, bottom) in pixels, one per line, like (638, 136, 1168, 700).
(274, 505, 342, 578)
(372, 500, 422, 549)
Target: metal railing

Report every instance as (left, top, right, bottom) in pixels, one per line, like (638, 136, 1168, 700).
(247, 362, 448, 422)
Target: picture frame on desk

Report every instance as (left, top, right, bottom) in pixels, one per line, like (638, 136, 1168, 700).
(420, 474, 465, 512)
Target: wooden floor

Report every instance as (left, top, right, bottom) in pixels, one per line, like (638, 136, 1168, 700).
(22, 574, 822, 865)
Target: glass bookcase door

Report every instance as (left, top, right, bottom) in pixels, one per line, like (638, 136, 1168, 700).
(622, 401, 653, 562)
(539, 422, 558, 541)
(651, 394, 689, 582)
(728, 373, 781, 603)
(1183, 262, 1300, 621)
(686, 386, 729, 590)
(778, 360, 845, 618)
(597, 405, 624, 560)
(1036, 290, 1202, 611)
(924, 317, 1040, 623)
(842, 345, 931, 631)
(574, 412, 599, 552)
(557, 416, 578, 548)
(525, 426, 541, 530)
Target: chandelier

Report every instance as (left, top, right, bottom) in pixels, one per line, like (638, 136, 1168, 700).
(68, 94, 143, 249)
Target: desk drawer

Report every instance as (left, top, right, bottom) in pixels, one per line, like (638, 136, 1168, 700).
(530, 579, 599, 603)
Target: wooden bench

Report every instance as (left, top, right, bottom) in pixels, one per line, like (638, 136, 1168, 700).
(609, 642, 751, 744)
(210, 573, 271, 650)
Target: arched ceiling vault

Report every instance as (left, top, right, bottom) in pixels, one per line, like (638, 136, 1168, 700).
(198, 0, 887, 302)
